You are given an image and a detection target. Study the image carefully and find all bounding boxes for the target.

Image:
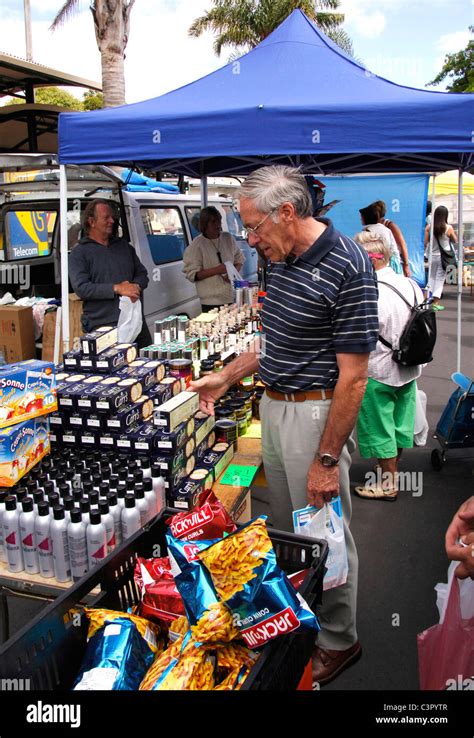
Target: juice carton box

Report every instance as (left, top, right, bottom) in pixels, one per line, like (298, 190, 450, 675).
(0, 360, 57, 429)
(0, 417, 50, 486)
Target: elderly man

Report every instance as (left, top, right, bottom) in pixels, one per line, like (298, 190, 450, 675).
(69, 199, 151, 346)
(190, 166, 379, 686)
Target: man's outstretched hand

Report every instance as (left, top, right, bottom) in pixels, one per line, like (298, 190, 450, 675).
(445, 496, 474, 579)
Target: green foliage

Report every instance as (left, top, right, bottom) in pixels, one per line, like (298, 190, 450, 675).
(428, 27, 474, 93)
(189, 0, 354, 57)
(83, 90, 105, 110)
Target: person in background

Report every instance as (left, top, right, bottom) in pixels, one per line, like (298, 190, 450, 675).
(182, 206, 245, 311)
(359, 204, 399, 269)
(190, 165, 379, 687)
(372, 200, 411, 278)
(425, 200, 432, 227)
(424, 205, 458, 311)
(353, 231, 423, 501)
(69, 199, 151, 347)
(445, 496, 474, 579)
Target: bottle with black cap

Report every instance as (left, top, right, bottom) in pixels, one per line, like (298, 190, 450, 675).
(55, 473, 67, 494)
(33, 489, 44, 515)
(99, 500, 115, 554)
(92, 474, 102, 493)
(82, 481, 94, 499)
(139, 457, 152, 480)
(151, 463, 166, 514)
(118, 469, 128, 484)
(27, 479, 38, 497)
(20, 497, 39, 574)
(0, 489, 7, 563)
(99, 482, 109, 499)
(38, 473, 49, 489)
(58, 483, 70, 501)
(143, 478, 157, 521)
(44, 480, 55, 498)
(107, 492, 122, 547)
(89, 491, 99, 511)
(34, 501, 54, 578)
(80, 499, 91, 522)
(67, 509, 88, 582)
(63, 496, 75, 525)
(100, 465, 111, 481)
(51, 505, 71, 583)
(133, 469, 144, 485)
(116, 484, 127, 512)
(109, 474, 119, 493)
(40, 458, 52, 473)
(15, 487, 27, 504)
(3, 495, 24, 572)
(134, 484, 149, 526)
(87, 511, 107, 569)
(64, 469, 75, 492)
(128, 460, 138, 474)
(73, 489, 83, 507)
(48, 493, 60, 524)
(121, 495, 141, 540)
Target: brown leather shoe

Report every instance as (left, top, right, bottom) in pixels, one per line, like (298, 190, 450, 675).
(312, 641, 362, 687)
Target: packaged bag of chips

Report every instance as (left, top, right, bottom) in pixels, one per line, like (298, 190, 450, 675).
(73, 609, 162, 691)
(134, 557, 186, 625)
(166, 490, 236, 542)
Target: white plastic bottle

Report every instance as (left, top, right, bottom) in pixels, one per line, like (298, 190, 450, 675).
(63, 496, 75, 525)
(116, 485, 127, 513)
(67, 509, 88, 582)
(50, 505, 72, 583)
(99, 500, 115, 554)
(20, 497, 39, 574)
(121, 495, 141, 540)
(134, 485, 149, 527)
(3, 496, 24, 573)
(140, 458, 152, 480)
(33, 489, 44, 516)
(35, 501, 54, 578)
(87, 511, 107, 569)
(151, 464, 166, 514)
(0, 489, 7, 563)
(107, 492, 122, 548)
(143, 478, 157, 521)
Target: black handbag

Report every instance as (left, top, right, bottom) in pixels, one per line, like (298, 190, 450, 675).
(436, 235, 457, 270)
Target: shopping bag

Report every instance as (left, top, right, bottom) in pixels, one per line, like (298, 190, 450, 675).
(417, 573, 474, 690)
(117, 296, 143, 343)
(293, 501, 348, 590)
(414, 385, 429, 446)
(224, 261, 242, 283)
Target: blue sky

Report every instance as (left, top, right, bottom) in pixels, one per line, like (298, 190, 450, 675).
(0, 0, 471, 102)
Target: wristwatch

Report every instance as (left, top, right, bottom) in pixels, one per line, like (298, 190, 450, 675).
(317, 452, 340, 467)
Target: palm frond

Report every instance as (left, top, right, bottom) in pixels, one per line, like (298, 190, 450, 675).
(49, 0, 84, 31)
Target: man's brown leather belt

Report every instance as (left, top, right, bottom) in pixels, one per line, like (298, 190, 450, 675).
(265, 388, 335, 402)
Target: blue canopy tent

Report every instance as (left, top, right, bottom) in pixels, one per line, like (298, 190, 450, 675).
(57, 9, 474, 365)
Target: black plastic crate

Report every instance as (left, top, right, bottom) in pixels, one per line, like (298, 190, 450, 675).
(0, 509, 327, 691)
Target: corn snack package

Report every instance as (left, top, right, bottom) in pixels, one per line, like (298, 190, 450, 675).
(134, 557, 186, 624)
(139, 632, 214, 691)
(166, 489, 236, 542)
(73, 609, 162, 690)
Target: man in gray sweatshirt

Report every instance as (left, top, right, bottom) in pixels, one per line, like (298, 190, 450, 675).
(69, 199, 151, 346)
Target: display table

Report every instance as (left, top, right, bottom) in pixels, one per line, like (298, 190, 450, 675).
(214, 423, 264, 523)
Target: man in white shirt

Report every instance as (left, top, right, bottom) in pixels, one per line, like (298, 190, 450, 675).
(353, 231, 423, 500)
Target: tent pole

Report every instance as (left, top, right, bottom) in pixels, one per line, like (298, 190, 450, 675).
(426, 174, 436, 297)
(59, 164, 70, 353)
(201, 175, 208, 208)
(456, 170, 463, 373)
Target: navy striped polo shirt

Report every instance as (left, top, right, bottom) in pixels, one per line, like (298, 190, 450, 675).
(259, 218, 379, 393)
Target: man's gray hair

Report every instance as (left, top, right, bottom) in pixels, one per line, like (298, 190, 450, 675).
(239, 165, 313, 219)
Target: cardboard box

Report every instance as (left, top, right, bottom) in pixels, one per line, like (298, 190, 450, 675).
(154, 391, 199, 433)
(0, 417, 50, 486)
(82, 326, 117, 356)
(0, 360, 57, 429)
(0, 305, 35, 363)
(106, 396, 154, 432)
(41, 295, 83, 363)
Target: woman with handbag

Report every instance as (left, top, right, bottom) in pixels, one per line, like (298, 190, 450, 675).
(424, 205, 458, 311)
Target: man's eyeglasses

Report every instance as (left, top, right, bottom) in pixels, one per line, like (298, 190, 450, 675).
(242, 209, 276, 239)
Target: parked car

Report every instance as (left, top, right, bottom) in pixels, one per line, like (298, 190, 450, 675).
(0, 161, 258, 341)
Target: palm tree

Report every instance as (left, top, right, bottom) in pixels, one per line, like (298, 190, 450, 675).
(50, 0, 135, 108)
(189, 0, 354, 57)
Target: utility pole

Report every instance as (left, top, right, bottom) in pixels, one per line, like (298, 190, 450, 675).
(24, 0, 33, 61)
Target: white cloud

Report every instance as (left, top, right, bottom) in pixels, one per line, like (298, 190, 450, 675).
(436, 30, 471, 54)
(345, 10, 386, 38)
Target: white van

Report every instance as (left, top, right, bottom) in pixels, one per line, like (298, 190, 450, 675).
(0, 160, 258, 338)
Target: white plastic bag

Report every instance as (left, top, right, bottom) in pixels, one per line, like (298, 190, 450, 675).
(294, 502, 348, 590)
(435, 560, 474, 624)
(116, 296, 142, 343)
(224, 261, 242, 282)
(414, 385, 429, 446)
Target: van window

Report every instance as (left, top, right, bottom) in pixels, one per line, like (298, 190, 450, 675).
(221, 204, 246, 241)
(186, 207, 201, 239)
(141, 207, 187, 265)
(4, 210, 56, 260)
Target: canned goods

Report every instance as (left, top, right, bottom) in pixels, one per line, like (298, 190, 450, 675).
(168, 359, 193, 389)
(215, 419, 238, 452)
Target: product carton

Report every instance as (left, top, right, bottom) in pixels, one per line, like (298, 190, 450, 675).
(0, 360, 57, 429)
(0, 305, 35, 363)
(0, 417, 50, 486)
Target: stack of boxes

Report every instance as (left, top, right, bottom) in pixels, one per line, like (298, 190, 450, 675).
(0, 360, 57, 487)
(51, 328, 235, 511)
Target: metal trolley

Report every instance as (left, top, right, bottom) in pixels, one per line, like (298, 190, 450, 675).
(431, 372, 474, 470)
